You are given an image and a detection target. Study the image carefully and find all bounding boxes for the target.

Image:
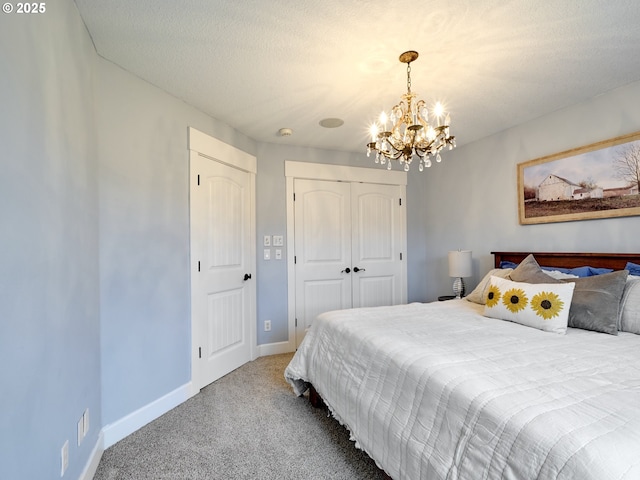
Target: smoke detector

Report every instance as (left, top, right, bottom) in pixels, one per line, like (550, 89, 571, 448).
(278, 128, 293, 137)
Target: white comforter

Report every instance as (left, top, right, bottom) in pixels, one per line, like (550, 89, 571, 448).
(284, 300, 640, 480)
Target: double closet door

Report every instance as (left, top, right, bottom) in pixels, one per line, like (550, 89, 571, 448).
(294, 179, 405, 346)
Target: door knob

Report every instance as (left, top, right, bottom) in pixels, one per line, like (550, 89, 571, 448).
(243, 273, 252, 281)
(353, 267, 366, 272)
(341, 267, 351, 274)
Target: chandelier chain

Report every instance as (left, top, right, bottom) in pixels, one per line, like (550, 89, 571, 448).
(407, 63, 411, 93)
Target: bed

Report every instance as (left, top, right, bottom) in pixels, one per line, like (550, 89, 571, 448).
(284, 252, 640, 480)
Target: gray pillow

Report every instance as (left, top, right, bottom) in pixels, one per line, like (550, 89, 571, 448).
(562, 270, 629, 335)
(466, 268, 513, 305)
(619, 278, 640, 334)
(509, 254, 562, 284)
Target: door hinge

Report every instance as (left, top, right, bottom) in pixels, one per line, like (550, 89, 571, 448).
(198, 347, 202, 359)
(293, 192, 296, 201)
(198, 261, 201, 272)
(399, 198, 402, 206)
(400, 252, 403, 260)
(197, 174, 200, 186)
(295, 318, 298, 327)
(294, 256, 296, 264)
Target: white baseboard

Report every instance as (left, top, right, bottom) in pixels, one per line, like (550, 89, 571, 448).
(256, 341, 295, 357)
(102, 382, 193, 449)
(97, 346, 291, 461)
(79, 431, 104, 480)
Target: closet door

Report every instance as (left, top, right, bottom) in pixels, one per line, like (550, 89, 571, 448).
(293, 179, 405, 346)
(351, 183, 404, 308)
(293, 179, 352, 342)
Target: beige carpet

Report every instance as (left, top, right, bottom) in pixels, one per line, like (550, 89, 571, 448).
(94, 353, 389, 479)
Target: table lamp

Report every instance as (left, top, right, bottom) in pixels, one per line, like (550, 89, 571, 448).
(448, 250, 472, 298)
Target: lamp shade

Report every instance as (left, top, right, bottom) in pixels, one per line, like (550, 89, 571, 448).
(448, 250, 472, 278)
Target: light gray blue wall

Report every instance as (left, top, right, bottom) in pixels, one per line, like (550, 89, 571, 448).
(406, 170, 431, 302)
(0, 2, 101, 478)
(0, 0, 259, 474)
(95, 57, 256, 425)
(255, 143, 373, 343)
(420, 80, 640, 302)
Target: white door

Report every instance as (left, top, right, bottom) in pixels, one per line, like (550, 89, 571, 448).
(294, 179, 405, 346)
(191, 153, 253, 389)
(294, 179, 352, 340)
(351, 183, 404, 308)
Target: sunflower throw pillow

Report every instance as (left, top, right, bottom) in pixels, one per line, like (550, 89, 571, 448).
(483, 275, 575, 334)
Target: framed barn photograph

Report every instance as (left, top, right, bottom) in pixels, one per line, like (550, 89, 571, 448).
(518, 131, 640, 225)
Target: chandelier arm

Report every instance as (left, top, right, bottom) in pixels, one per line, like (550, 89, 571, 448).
(379, 142, 404, 160)
(373, 133, 404, 161)
(387, 134, 402, 151)
(414, 145, 431, 158)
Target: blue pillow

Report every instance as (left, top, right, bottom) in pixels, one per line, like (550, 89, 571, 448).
(625, 261, 640, 276)
(498, 260, 612, 277)
(499, 261, 518, 269)
(561, 266, 613, 277)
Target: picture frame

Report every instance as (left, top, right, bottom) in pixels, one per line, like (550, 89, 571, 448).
(518, 131, 640, 225)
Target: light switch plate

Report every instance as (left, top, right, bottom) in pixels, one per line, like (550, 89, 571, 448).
(83, 408, 89, 437)
(77, 417, 84, 446)
(263, 235, 271, 247)
(273, 235, 284, 247)
(264, 249, 271, 260)
(275, 249, 282, 260)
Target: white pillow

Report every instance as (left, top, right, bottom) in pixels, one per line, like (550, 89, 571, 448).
(466, 268, 513, 304)
(543, 270, 579, 280)
(620, 279, 640, 334)
(483, 276, 575, 334)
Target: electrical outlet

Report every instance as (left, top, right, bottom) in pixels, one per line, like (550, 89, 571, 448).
(61, 440, 69, 476)
(264, 320, 271, 332)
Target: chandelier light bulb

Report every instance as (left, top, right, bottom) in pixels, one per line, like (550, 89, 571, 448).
(379, 111, 388, 129)
(433, 102, 444, 118)
(369, 123, 379, 141)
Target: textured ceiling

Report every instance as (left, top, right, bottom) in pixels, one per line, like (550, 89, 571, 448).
(75, 0, 640, 154)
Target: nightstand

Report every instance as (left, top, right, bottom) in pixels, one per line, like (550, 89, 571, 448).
(438, 295, 456, 301)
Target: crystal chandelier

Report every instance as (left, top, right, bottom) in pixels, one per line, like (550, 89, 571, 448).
(367, 51, 456, 172)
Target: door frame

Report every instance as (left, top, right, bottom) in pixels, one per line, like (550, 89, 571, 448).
(189, 127, 257, 396)
(285, 161, 407, 350)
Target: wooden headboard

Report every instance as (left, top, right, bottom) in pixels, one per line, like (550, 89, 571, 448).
(491, 252, 640, 271)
